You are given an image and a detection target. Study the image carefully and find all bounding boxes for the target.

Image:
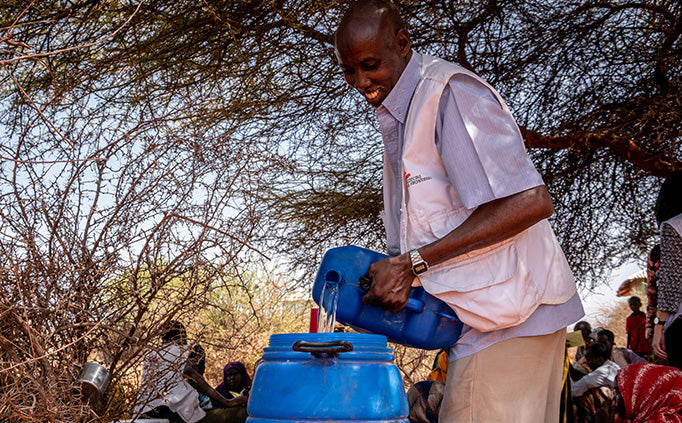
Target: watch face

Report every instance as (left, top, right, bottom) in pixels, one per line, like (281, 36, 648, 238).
(413, 263, 428, 274)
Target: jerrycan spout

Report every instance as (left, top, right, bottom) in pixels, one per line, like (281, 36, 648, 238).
(324, 271, 341, 287)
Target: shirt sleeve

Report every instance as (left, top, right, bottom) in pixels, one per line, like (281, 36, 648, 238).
(657, 224, 682, 313)
(435, 73, 544, 210)
(623, 348, 647, 364)
(571, 364, 616, 397)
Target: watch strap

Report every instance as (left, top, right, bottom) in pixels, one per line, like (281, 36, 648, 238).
(409, 249, 428, 275)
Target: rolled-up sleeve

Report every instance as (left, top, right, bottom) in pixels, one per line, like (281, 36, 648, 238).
(436, 73, 544, 210)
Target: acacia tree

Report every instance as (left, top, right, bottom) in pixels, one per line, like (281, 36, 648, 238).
(0, 1, 680, 421)
(4, 0, 679, 279)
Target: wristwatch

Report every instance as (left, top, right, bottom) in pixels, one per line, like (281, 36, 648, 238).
(655, 316, 665, 325)
(409, 249, 429, 275)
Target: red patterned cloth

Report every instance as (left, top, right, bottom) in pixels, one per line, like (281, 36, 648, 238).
(616, 363, 682, 422)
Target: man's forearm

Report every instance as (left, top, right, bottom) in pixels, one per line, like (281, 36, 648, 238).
(363, 185, 553, 312)
(419, 185, 554, 267)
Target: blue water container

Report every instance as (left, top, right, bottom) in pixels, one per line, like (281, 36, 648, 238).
(312, 245, 462, 350)
(247, 333, 408, 423)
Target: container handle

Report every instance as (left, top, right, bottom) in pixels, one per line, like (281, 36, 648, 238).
(360, 274, 426, 313)
(359, 274, 457, 319)
(292, 340, 354, 358)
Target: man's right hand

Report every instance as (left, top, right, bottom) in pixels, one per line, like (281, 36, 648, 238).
(361, 253, 414, 313)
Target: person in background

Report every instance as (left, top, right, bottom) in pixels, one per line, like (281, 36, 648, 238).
(136, 321, 206, 423)
(136, 321, 246, 423)
(571, 322, 598, 379)
(574, 321, 594, 362)
(625, 296, 652, 361)
(572, 342, 619, 423)
(184, 345, 248, 423)
(613, 362, 682, 423)
(407, 380, 446, 423)
(333, 1, 584, 421)
(596, 329, 647, 369)
(426, 349, 448, 384)
(572, 342, 619, 397)
(214, 362, 251, 408)
(653, 170, 682, 371)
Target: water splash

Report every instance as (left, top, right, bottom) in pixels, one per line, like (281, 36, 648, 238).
(317, 279, 339, 333)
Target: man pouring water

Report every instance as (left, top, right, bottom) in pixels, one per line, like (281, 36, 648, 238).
(333, 1, 584, 421)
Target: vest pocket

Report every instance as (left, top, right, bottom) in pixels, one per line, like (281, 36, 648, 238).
(417, 241, 544, 331)
(423, 240, 519, 293)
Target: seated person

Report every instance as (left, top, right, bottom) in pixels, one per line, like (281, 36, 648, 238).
(613, 362, 682, 421)
(426, 349, 448, 384)
(572, 342, 620, 423)
(572, 342, 620, 398)
(136, 321, 246, 423)
(596, 329, 648, 369)
(571, 322, 600, 379)
(184, 346, 248, 423)
(406, 380, 445, 423)
(574, 321, 594, 362)
(214, 362, 251, 407)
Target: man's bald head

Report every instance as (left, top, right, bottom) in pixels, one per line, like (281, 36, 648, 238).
(334, 0, 411, 107)
(336, 0, 406, 44)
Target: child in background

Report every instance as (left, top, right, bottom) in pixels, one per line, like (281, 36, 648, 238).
(626, 296, 652, 361)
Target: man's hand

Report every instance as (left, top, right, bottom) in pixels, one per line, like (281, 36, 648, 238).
(361, 253, 414, 313)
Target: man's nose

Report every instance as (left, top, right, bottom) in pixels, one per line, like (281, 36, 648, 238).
(353, 71, 371, 90)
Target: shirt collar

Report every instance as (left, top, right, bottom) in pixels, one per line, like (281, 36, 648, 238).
(377, 51, 422, 124)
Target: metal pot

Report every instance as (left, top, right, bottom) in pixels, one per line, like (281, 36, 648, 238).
(80, 362, 111, 401)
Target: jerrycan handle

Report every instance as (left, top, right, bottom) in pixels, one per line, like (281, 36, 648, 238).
(292, 340, 354, 358)
(358, 275, 425, 313)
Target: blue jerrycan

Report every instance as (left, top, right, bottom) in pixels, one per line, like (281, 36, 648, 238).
(312, 245, 462, 350)
(247, 333, 409, 423)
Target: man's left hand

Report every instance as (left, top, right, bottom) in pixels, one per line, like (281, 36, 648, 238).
(361, 253, 414, 313)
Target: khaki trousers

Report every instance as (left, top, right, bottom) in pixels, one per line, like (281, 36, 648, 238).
(439, 329, 566, 423)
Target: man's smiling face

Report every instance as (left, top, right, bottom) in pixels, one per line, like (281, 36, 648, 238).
(335, 13, 410, 107)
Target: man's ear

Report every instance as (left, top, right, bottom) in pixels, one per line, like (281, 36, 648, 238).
(395, 28, 411, 57)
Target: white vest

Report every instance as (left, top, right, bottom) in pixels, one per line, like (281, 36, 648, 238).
(382, 55, 577, 332)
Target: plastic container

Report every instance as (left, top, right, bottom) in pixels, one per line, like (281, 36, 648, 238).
(247, 333, 408, 422)
(312, 245, 462, 350)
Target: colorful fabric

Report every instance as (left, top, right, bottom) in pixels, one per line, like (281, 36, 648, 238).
(215, 362, 251, 400)
(616, 363, 682, 423)
(426, 350, 448, 384)
(407, 380, 445, 423)
(575, 386, 614, 423)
